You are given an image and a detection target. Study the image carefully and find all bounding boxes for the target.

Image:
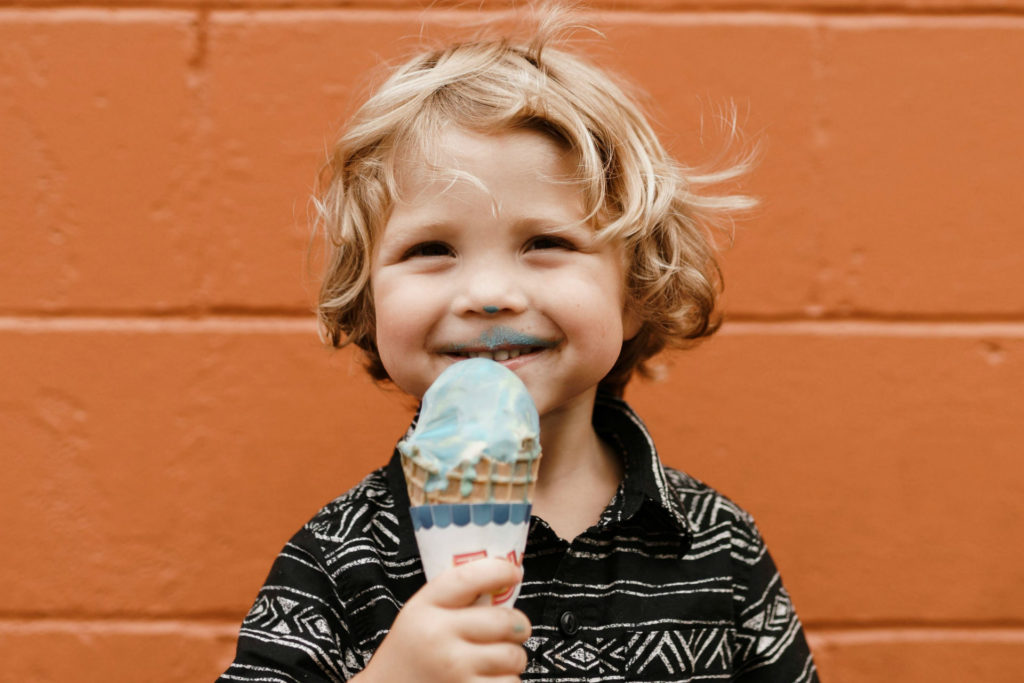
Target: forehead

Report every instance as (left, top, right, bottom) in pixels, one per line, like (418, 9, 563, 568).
(388, 126, 583, 216)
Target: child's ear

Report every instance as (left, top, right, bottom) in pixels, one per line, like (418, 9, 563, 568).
(622, 304, 643, 341)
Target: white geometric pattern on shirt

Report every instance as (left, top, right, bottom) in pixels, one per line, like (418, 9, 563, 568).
(222, 398, 818, 682)
(520, 628, 735, 680)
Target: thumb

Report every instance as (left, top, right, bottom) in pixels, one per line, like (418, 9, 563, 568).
(423, 557, 524, 609)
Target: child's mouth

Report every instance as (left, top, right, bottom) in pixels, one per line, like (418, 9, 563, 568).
(440, 327, 557, 362)
(446, 346, 543, 362)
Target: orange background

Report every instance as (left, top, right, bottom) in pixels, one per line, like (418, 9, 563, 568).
(2, 1, 1023, 681)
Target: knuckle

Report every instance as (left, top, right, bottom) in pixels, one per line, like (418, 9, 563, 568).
(448, 561, 475, 580)
(510, 645, 528, 672)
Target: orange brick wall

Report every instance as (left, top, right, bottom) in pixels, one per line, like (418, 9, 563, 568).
(2, 2, 1022, 680)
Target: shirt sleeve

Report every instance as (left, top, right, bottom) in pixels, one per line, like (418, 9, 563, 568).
(730, 517, 819, 683)
(218, 525, 366, 682)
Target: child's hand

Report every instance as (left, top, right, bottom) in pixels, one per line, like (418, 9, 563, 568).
(356, 557, 531, 683)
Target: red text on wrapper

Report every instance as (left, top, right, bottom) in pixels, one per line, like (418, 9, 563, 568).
(449, 550, 525, 605)
(452, 550, 489, 566)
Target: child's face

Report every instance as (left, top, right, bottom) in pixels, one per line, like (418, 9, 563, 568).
(370, 127, 640, 421)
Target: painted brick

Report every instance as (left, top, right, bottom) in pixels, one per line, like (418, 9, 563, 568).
(203, 11, 825, 314)
(598, 14, 823, 315)
(197, 12, 423, 310)
(205, 11, 1024, 319)
(809, 630, 1024, 683)
(9, 11, 1021, 317)
(2, 323, 1022, 623)
(625, 326, 1024, 624)
(607, 15, 1024, 317)
(0, 621, 237, 683)
(812, 18, 1024, 315)
(5, 4, 1024, 679)
(0, 11, 204, 312)
(0, 323, 413, 616)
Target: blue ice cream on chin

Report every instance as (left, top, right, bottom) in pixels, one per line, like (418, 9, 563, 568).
(398, 358, 541, 498)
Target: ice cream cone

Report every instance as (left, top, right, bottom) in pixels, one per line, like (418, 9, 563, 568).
(398, 358, 542, 606)
(401, 448, 540, 506)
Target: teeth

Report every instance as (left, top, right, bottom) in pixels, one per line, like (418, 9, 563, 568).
(458, 347, 535, 361)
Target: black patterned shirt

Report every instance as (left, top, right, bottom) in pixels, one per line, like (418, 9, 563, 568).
(220, 395, 819, 682)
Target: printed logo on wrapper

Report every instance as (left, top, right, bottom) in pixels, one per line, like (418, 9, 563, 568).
(410, 503, 532, 607)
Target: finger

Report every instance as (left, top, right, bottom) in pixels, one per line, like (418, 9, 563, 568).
(464, 642, 528, 677)
(426, 558, 524, 609)
(456, 607, 532, 644)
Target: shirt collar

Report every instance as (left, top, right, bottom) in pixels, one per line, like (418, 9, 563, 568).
(592, 394, 692, 540)
(387, 395, 692, 561)
(386, 449, 423, 561)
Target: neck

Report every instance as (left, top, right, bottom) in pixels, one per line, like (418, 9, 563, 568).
(532, 390, 623, 540)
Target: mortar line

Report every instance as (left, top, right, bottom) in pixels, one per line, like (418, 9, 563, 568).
(189, 5, 209, 71)
(3, 4, 1024, 19)
(806, 626, 1024, 644)
(719, 320, 1024, 338)
(0, 617, 240, 637)
(4, 315, 1024, 336)
(0, 314, 317, 333)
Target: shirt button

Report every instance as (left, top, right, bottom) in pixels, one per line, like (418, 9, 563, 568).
(559, 610, 579, 636)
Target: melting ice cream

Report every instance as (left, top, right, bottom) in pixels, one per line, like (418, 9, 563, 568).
(398, 358, 541, 500)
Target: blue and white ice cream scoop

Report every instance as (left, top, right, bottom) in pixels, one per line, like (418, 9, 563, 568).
(398, 357, 541, 504)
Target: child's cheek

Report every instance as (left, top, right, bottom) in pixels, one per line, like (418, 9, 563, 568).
(371, 273, 442, 399)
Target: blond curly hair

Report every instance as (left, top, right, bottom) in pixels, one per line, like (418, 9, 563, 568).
(315, 8, 754, 396)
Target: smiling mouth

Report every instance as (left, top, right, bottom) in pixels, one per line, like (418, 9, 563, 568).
(445, 346, 544, 362)
(440, 327, 557, 362)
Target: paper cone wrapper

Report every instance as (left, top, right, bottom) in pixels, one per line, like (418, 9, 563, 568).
(410, 502, 532, 607)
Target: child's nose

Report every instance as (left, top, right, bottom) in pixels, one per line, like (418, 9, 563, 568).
(450, 263, 528, 316)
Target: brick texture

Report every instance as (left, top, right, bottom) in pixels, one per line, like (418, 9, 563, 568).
(809, 630, 1024, 683)
(3, 326, 1021, 623)
(4, 1, 1022, 680)
(812, 18, 1024, 316)
(0, 621, 237, 683)
(0, 324, 412, 616)
(628, 329, 1024, 624)
(0, 11, 203, 312)
(197, 12, 421, 310)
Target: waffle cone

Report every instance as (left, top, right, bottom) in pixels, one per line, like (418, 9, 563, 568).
(401, 451, 541, 506)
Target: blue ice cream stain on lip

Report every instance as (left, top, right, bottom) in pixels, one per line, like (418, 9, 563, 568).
(397, 358, 541, 498)
(444, 326, 557, 352)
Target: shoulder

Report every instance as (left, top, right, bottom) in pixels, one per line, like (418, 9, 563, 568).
(224, 467, 404, 680)
(662, 466, 767, 563)
(662, 466, 757, 530)
(310, 465, 396, 523)
(300, 465, 404, 562)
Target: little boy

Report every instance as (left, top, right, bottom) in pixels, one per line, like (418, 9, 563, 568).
(221, 10, 819, 683)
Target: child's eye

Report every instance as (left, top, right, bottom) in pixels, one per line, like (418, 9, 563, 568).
(526, 235, 575, 251)
(402, 241, 454, 260)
